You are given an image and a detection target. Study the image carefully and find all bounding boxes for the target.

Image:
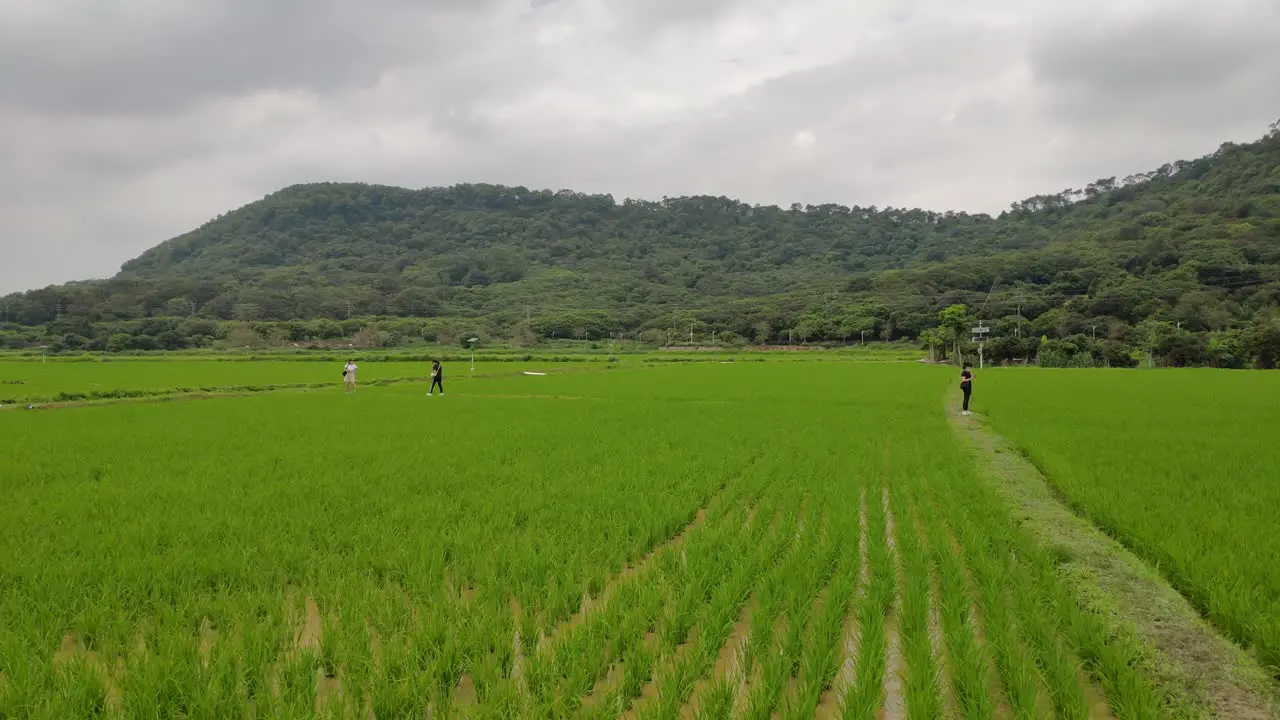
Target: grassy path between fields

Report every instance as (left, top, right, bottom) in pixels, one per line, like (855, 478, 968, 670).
(951, 406, 1280, 720)
(0, 377, 431, 411)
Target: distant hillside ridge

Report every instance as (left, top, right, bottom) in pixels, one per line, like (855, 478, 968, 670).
(2, 121, 1278, 367)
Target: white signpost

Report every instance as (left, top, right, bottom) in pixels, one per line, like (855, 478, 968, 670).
(971, 323, 990, 369)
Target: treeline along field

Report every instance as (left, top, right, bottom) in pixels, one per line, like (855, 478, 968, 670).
(980, 369, 1280, 674)
(1, 364, 1174, 717)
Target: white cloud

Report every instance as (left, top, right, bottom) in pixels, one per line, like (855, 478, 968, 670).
(792, 130, 817, 150)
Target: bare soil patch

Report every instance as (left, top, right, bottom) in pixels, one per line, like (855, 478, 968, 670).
(880, 487, 906, 720)
(816, 488, 869, 718)
(679, 598, 755, 718)
(52, 633, 124, 712)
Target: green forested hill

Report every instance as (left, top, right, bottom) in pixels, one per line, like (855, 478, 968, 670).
(3, 122, 1279, 366)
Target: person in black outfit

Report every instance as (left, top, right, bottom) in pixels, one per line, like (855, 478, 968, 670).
(960, 362, 973, 415)
(428, 360, 444, 396)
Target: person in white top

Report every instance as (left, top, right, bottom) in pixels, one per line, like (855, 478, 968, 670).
(343, 359, 358, 393)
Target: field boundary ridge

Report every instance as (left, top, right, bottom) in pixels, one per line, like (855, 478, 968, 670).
(950, 407, 1280, 720)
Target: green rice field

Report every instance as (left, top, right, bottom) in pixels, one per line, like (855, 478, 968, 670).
(0, 361, 1275, 718)
(0, 345, 917, 405)
(980, 369, 1280, 675)
(0, 360, 533, 404)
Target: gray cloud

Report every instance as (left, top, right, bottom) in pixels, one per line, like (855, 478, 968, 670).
(1030, 4, 1280, 128)
(1031, 6, 1279, 102)
(615, 0, 742, 36)
(2, 0, 1278, 293)
(0, 0, 485, 114)
(1024, 0, 1280, 183)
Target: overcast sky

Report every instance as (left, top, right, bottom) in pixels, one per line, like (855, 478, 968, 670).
(2, 0, 1277, 293)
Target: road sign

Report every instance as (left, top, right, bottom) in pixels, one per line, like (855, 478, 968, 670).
(971, 323, 990, 349)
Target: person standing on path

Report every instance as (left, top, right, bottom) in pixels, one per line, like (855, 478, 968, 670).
(960, 362, 973, 415)
(428, 360, 444, 396)
(343, 358, 359, 394)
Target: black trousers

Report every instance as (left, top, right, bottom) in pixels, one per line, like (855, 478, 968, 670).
(962, 385, 971, 411)
(430, 378, 444, 393)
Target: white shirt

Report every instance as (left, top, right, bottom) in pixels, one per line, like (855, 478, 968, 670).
(344, 363, 358, 376)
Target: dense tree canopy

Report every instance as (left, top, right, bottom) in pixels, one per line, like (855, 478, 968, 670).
(4, 122, 1279, 366)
